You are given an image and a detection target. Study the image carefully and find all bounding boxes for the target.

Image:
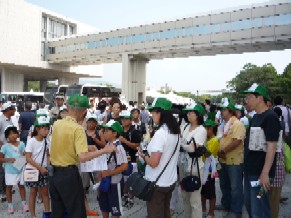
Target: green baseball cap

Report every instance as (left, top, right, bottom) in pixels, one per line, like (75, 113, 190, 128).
(67, 94, 89, 108)
(101, 120, 123, 134)
(119, 110, 132, 119)
(242, 83, 270, 100)
(183, 103, 206, 116)
(221, 101, 236, 111)
(147, 97, 172, 111)
(34, 116, 50, 127)
(204, 119, 217, 127)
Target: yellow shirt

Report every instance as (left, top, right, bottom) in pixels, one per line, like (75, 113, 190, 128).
(219, 119, 246, 165)
(50, 116, 88, 166)
(207, 137, 220, 157)
(203, 136, 220, 162)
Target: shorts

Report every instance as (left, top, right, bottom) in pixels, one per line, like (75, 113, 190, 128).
(81, 172, 99, 189)
(5, 173, 24, 186)
(98, 183, 123, 216)
(201, 175, 216, 199)
(25, 173, 48, 188)
(81, 172, 90, 189)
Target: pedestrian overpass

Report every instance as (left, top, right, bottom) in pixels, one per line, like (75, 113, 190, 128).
(46, 1, 291, 102)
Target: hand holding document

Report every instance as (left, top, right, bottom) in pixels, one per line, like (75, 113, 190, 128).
(80, 154, 108, 172)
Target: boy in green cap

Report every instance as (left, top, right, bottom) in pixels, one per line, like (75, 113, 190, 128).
(99, 120, 128, 218)
(201, 120, 220, 218)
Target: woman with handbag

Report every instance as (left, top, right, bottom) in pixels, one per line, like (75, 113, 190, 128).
(179, 104, 207, 218)
(138, 97, 180, 218)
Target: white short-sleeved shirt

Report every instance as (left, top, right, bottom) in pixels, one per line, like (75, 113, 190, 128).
(25, 137, 49, 168)
(107, 140, 128, 184)
(145, 125, 179, 187)
(180, 124, 207, 173)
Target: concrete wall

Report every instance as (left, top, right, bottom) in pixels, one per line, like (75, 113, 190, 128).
(0, 0, 103, 77)
(0, 0, 43, 68)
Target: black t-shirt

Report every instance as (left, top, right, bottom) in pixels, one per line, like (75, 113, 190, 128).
(120, 126, 141, 163)
(86, 130, 101, 149)
(244, 109, 280, 178)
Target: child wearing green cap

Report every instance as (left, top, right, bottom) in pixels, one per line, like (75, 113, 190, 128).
(201, 120, 220, 218)
(99, 120, 128, 218)
(25, 117, 51, 218)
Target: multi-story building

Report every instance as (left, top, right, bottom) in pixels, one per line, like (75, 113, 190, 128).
(0, 0, 102, 92)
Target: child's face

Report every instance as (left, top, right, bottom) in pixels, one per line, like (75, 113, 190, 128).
(132, 111, 139, 119)
(205, 126, 213, 137)
(87, 119, 97, 130)
(38, 126, 50, 137)
(7, 131, 19, 142)
(121, 117, 131, 127)
(103, 128, 116, 141)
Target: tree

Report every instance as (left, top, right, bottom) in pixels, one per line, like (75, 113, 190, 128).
(276, 63, 291, 104)
(28, 81, 40, 92)
(227, 63, 279, 102)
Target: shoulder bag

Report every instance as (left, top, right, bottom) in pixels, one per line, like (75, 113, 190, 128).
(23, 139, 47, 182)
(180, 138, 202, 192)
(126, 136, 180, 201)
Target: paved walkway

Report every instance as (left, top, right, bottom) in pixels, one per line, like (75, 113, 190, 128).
(0, 174, 290, 217)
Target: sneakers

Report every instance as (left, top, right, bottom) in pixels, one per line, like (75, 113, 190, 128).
(122, 194, 128, 207)
(215, 204, 229, 211)
(224, 212, 242, 218)
(7, 206, 14, 214)
(22, 203, 29, 212)
(86, 210, 99, 216)
(203, 211, 208, 218)
(0, 194, 7, 202)
(127, 198, 134, 209)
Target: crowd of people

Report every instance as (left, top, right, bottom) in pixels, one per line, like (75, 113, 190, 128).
(0, 82, 289, 218)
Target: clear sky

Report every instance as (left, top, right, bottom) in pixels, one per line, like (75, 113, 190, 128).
(26, 0, 291, 93)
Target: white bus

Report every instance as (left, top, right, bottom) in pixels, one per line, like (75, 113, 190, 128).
(0, 92, 44, 103)
(65, 84, 121, 100)
(44, 85, 68, 104)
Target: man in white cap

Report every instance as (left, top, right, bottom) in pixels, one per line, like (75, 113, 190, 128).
(49, 93, 65, 123)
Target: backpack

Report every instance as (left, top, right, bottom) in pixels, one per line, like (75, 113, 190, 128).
(108, 152, 133, 176)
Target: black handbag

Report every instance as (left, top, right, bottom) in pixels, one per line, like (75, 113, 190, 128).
(126, 137, 180, 201)
(180, 138, 202, 192)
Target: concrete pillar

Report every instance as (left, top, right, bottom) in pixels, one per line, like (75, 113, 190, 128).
(46, 17, 50, 39)
(23, 79, 29, 92)
(122, 54, 148, 105)
(40, 81, 47, 92)
(58, 77, 78, 85)
(1, 68, 24, 92)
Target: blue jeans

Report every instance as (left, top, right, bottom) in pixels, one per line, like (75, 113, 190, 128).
(218, 163, 243, 214)
(244, 173, 271, 218)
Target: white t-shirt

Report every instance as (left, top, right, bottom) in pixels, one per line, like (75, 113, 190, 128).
(145, 125, 179, 187)
(240, 116, 249, 127)
(25, 137, 49, 168)
(180, 124, 207, 174)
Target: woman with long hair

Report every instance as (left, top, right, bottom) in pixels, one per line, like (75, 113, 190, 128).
(138, 98, 180, 218)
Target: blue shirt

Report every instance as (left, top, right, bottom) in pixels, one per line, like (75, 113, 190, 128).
(0, 142, 25, 174)
(18, 111, 35, 131)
